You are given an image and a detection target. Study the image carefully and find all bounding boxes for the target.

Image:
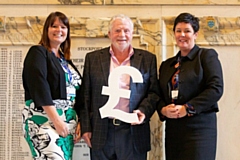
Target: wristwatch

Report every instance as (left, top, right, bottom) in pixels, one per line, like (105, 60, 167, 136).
(184, 103, 196, 116)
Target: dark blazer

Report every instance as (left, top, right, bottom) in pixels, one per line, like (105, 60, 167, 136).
(79, 47, 159, 153)
(22, 45, 81, 110)
(157, 45, 223, 120)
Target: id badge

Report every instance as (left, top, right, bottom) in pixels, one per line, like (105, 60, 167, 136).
(171, 90, 178, 100)
(67, 87, 76, 98)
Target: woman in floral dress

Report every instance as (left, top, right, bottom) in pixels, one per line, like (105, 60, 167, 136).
(22, 11, 81, 160)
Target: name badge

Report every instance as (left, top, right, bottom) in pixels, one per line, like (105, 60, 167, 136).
(171, 90, 178, 100)
(67, 87, 76, 98)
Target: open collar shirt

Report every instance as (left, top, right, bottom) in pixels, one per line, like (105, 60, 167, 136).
(109, 46, 134, 113)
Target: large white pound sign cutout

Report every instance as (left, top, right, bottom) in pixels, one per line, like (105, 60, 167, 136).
(99, 66, 143, 123)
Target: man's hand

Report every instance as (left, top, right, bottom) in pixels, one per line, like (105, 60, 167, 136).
(131, 109, 145, 125)
(82, 132, 92, 148)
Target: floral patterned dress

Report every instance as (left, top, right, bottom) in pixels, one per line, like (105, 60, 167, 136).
(22, 55, 81, 160)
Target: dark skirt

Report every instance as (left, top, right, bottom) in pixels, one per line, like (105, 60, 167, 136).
(165, 112, 217, 160)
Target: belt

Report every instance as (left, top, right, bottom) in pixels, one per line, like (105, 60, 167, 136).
(108, 118, 128, 126)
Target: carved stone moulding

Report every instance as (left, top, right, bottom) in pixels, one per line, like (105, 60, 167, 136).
(0, 16, 161, 52)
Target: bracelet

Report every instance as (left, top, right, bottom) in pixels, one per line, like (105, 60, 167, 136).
(184, 103, 196, 116)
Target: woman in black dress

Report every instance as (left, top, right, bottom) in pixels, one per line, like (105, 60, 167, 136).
(157, 12, 224, 160)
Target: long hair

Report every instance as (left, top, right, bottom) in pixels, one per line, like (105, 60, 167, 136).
(39, 11, 71, 60)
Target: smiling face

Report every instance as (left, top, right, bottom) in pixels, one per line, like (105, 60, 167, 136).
(48, 17, 68, 48)
(108, 19, 133, 53)
(174, 22, 198, 56)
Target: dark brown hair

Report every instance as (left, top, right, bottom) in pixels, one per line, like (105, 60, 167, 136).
(39, 11, 71, 60)
(173, 12, 200, 33)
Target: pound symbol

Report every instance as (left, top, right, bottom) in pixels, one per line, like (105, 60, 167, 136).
(99, 66, 143, 123)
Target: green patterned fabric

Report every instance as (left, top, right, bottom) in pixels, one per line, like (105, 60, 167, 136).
(22, 59, 81, 160)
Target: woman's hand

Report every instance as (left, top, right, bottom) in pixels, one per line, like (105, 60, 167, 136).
(175, 105, 187, 118)
(43, 105, 69, 137)
(53, 118, 69, 137)
(161, 104, 186, 119)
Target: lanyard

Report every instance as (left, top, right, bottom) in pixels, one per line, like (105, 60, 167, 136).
(171, 56, 181, 103)
(58, 55, 72, 82)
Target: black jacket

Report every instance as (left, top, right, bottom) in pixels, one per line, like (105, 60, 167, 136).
(79, 47, 160, 152)
(157, 45, 224, 120)
(22, 45, 81, 110)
